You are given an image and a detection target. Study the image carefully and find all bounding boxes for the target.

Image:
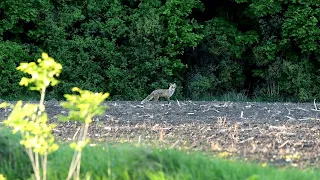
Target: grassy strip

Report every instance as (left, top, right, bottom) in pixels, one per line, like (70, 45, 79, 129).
(0, 125, 33, 179)
(1, 126, 319, 180)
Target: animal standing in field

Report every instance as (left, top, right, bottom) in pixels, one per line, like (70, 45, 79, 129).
(141, 83, 177, 104)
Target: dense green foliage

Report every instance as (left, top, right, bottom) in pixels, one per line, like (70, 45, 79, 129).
(1, 126, 320, 180)
(0, 0, 319, 101)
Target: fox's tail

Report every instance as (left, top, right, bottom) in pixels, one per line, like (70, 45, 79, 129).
(141, 93, 153, 104)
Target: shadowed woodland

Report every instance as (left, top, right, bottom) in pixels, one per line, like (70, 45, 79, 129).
(0, 0, 319, 101)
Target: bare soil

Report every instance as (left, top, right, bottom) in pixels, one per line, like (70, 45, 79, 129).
(1, 100, 320, 168)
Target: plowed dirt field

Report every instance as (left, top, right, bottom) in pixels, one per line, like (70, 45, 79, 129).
(1, 100, 320, 168)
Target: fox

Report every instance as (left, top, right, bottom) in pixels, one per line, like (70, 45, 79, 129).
(141, 83, 177, 104)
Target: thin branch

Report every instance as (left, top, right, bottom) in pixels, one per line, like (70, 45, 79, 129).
(35, 152, 40, 180)
(38, 87, 47, 114)
(42, 153, 48, 180)
(75, 160, 81, 180)
(67, 122, 90, 180)
(66, 151, 79, 180)
(26, 148, 39, 180)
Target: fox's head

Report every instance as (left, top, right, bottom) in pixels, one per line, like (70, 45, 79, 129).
(169, 83, 176, 97)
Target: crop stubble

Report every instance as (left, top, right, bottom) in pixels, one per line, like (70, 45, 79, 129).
(1, 100, 320, 168)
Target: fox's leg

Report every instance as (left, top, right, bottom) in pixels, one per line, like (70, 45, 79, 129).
(154, 95, 159, 101)
(167, 96, 170, 103)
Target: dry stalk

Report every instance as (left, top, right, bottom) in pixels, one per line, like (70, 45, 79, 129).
(170, 140, 180, 149)
(159, 128, 164, 141)
(239, 137, 254, 144)
(232, 123, 239, 144)
(269, 125, 286, 130)
(73, 127, 81, 140)
(279, 140, 289, 149)
(176, 100, 181, 107)
(314, 99, 319, 110)
(217, 116, 227, 127)
(298, 117, 316, 121)
(285, 116, 296, 121)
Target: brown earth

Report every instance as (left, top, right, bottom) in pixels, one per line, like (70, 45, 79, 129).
(1, 100, 320, 168)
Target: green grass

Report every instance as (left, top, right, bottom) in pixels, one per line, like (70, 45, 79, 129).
(1, 126, 320, 180)
(0, 125, 33, 179)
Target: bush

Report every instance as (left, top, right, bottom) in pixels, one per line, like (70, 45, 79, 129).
(0, 41, 35, 99)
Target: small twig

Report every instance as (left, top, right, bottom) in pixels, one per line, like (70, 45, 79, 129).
(281, 132, 296, 136)
(239, 137, 254, 144)
(279, 140, 289, 149)
(286, 108, 293, 115)
(170, 140, 180, 149)
(212, 108, 220, 113)
(312, 99, 320, 111)
(131, 105, 144, 108)
(269, 125, 286, 130)
(240, 128, 253, 132)
(143, 114, 154, 118)
(203, 107, 220, 113)
(285, 116, 296, 121)
(298, 118, 315, 121)
(294, 107, 308, 111)
(176, 100, 181, 107)
(223, 102, 230, 107)
(311, 109, 320, 112)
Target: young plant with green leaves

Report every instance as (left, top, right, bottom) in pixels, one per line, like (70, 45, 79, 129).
(0, 52, 110, 180)
(0, 174, 6, 180)
(0, 52, 62, 180)
(59, 88, 109, 180)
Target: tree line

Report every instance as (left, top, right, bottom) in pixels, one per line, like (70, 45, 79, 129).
(0, 0, 319, 101)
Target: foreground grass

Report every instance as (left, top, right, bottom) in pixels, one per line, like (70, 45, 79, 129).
(1, 126, 319, 180)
